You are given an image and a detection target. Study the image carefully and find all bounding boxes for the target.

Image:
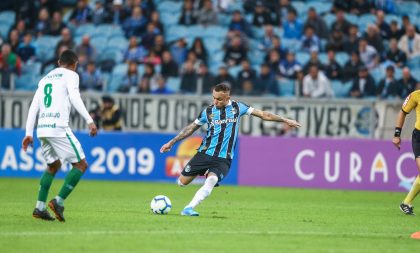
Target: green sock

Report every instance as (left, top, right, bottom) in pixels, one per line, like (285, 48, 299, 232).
(58, 168, 84, 201)
(37, 171, 55, 202)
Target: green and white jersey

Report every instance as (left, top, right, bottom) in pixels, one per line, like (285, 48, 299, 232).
(25, 67, 93, 138)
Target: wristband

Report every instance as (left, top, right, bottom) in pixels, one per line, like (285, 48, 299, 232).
(394, 127, 402, 137)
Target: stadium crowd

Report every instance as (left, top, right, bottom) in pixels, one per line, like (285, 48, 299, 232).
(0, 0, 419, 99)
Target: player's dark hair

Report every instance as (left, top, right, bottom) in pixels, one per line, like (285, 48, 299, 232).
(214, 82, 231, 93)
(59, 50, 78, 66)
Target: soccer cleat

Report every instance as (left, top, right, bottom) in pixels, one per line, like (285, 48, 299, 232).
(32, 208, 55, 221)
(48, 199, 66, 222)
(399, 203, 415, 215)
(181, 207, 199, 216)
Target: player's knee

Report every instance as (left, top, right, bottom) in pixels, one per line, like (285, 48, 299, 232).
(206, 175, 219, 187)
(47, 160, 61, 175)
(73, 159, 88, 173)
(177, 178, 187, 187)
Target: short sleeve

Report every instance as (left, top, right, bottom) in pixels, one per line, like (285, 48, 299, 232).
(238, 101, 254, 116)
(194, 109, 208, 126)
(402, 93, 417, 113)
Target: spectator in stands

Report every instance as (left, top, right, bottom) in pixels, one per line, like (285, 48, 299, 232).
(237, 60, 257, 92)
(8, 30, 20, 53)
(324, 49, 342, 80)
(120, 61, 140, 93)
(303, 50, 324, 74)
(302, 65, 333, 98)
(229, 10, 252, 37)
(185, 51, 202, 71)
(375, 10, 390, 39)
(76, 35, 96, 62)
(0, 43, 21, 89)
(240, 80, 259, 96)
(343, 25, 360, 54)
(275, 0, 296, 26)
(48, 11, 67, 36)
(133, 0, 156, 19)
(332, 0, 350, 12)
(106, 0, 128, 25)
(398, 67, 417, 98)
(196, 63, 214, 95)
(377, 65, 399, 98)
(266, 49, 281, 76)
(138, 78, 151, 94)
(14, 20, 26, 41)
(359, 38, 379, 70)
(343, 51, 363, 81)
(331, 9, 351, 35)
(17, 32, 36, 63)
(398, 25, 420, 59)
(400, 15, 420, 35)
(279, 51, 301, 79)
(179, 0, 197, 26)
(214, 65, 236, 88)
(269, 35, 287, 60)
(223, 35, 247, 66)
(161, 50, 179, 78)
(256, 63, 279, 96)
(349, 0, 374, 16)
(252, 1, 272, 27)
(259, 25, 275, 52)
(386, 38, 407, 68)
(141, 23, 159, 50)
(41, 44, 68, 74)
(389, 20, 402, 40)
(55, 28, 75, 56)
(100, 95, 122, 131)
(152, 74, 174, 94)
(171, 38, 188, 66)
(92, 0, 107, 25)
(143, 50, 161, 65)
(197, 0, 218, 26)
(124, 36, 147, 64)
(283, 9, 303, 40)
(327, 28, 346, 52)
(180, 60, 198, 93)
(304, 7, 328, 39)
(37, 0, 60, 19)
(350, 66, 376, 98)
(80, 61, 103, 91)
(365, 24, 384, 54)
(373, 0, 396, 14)
(151, 35, 167, 58)
(123, 6, 148, 37)
(190, 37, 208, 64)
(150, 11, 164, 34)
(70, 0, 92, 25)
(299, 25, 321, 53)
(35, 8, 50, 36)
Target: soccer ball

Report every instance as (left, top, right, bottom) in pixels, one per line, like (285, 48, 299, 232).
(150, 195, 172, 214)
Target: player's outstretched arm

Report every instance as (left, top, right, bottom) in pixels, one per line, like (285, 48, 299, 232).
(392, 110, 407, 150)
(22, 89, 41, 152)
(160, 122, 201, 153)
(251, 109, 301, 128)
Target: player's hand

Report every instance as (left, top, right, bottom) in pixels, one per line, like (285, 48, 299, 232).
(22, 136, 33, 152)
(160, 142, 173, 153)
(88, 123, 98, 137)
(285, 119, 301, 128)
(392, 136, 401, 150)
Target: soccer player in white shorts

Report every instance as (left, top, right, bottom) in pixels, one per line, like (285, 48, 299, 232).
(22, 50, 97, 222)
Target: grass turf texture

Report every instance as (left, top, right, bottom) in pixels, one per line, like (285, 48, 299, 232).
(0, 178, 419, 253)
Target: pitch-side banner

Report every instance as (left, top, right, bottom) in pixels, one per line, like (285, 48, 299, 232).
(0, 129, 238, 184)
(0, 93, 378, 138)
(238, 136, 416, 192)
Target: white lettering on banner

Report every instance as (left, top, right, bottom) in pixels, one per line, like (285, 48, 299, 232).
(35, 148, 46, 171)
(1, 146, 18, 170)
(396, 153, 415, 182)
(349, 152, 362, 183)
(137, 148, 154, 175)
(370, 153, 388, 183)
(90, 147, 106, 174)
(126, 148, 136, 175)
(107, 148, 125, 175)
(20, 148, 34, 171)
(295, 150, 315, 181)
(325, 152, 340, 183)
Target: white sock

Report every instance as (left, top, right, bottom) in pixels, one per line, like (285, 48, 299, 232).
(186, 175, 218, 209)
(55, 196, 64, 206)
(36, 201, 46, 211)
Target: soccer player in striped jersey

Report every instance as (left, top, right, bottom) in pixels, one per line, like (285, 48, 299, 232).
(22, 50, 97, 222)
(393, 90, 420, 215)
(160, 82, 301, 216)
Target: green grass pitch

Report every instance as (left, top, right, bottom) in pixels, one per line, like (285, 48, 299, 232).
(0, 178, 419, 253)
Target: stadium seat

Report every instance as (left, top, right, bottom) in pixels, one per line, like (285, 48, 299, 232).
(281, 38, 299, 51)
(218, 14, 231, 27)
(91, 36, 108, 54)
(22, 62, 42, 75)
(296, 52, 310, 65)
(165, 25, 188, 42)
(107, 36, 128, 51)
(15, 73, 40, 91)
(305, 2, 332, 15)
(157, 1, 182, 14)
(323, 13, 336, 28)
(291, 1, 305, 16)
(202, 26, 228, 39)
(107, 73, 124, 92)
(186, 25, 206, 38)
(228, 65, 242, 78)
(166, 77, 181, 92)
(370, 68, 383, 84)
(0, 11, 15, 27)
(335, 52, 349, 67)
(160, 12, 180, 27)
(407, 56, 420, 69)
(204, 38, 222, 54)
(278, 79, 295, 97)
(0, 22, 11, 39)
(99, 47, 124, 63)
(251, 26, 265, 40)
(75, 23, 96, 37)
(384, 14, 400, 25)
(397, 1, 420, 16)
(92, 24, 115, 38)
(249, 50, 264, 65)
(345, 14, 359, 25)
(332, 80, 351, 98)
(112, 63, 128, 75)
(318, 53, 328, 65)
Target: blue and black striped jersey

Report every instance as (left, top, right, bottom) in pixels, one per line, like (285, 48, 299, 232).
(194, 100, 254, 159)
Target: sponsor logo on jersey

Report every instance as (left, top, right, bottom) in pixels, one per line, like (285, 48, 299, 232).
(403, 94, 411, 108)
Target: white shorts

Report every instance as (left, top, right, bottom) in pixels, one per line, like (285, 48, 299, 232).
(39, 131, 86, 164)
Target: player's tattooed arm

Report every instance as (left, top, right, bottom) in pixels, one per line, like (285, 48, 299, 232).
(251, 109, 301, 128)
(160, 122, 201, 153)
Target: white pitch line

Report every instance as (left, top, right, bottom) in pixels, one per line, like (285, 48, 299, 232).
(0, 230, 407, 238)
